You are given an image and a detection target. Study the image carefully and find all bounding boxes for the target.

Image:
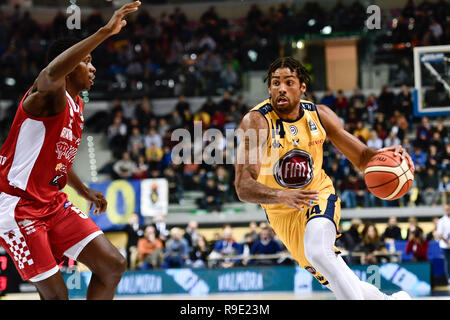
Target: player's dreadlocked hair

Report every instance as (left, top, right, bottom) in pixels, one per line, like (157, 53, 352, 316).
(264, 57, 311, 88)
(46, 37, 81, 65)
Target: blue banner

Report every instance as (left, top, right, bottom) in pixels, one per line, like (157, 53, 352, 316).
(63, 179, 142, 231)
(62, 263, 432, 299)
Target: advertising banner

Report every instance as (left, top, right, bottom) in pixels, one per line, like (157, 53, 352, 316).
(62, 263, 432, 299)
(140, 178, 169, 217)
(63, 178, 167, 231)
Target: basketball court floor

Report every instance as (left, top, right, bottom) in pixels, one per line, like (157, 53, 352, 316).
(2, 285, 449, 300)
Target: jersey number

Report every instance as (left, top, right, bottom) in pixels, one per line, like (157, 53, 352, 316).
(271, 119, 286, 139)
(305, 205, 321, 220)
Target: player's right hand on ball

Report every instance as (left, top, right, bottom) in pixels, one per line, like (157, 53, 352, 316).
(103, 1, 141, 35)
(278, 189, 319, 211)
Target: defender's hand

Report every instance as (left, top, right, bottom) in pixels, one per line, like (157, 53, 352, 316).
(103, 1, 141, 36)
(84, 189, 108, 215)
(378, 145, 414, 172)
(278, 189, 319, 211)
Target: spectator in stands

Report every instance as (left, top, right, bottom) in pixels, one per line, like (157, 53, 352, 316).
(337, 218, 363, 255)
(160, 146, 173, 170)
(183, 220, 200, 249)
(438, 174, 449, 205)
(165, 167, 183, 204)
(349, 87, 365, 109)
(396, 84, 413, 124)
(436, 204, 450, 281)
(426, 217, 440, 241)
(419, 167, 440, 206)
(250, 227, 281, 266)
(199, 178, 222, 212)
(193, 106, 212, 128)
(158, 118, 170, 138)
(168, 110, 184, 131)
(146, 143, 164, 171)
(365, 93, 378, 124)
(122, 98, 137, 123)
(187, 235, 211, 269)
(239, 233, 255, 266)
(132, 155, 149, 180)
(135, 97, 154, 132)
(113, 151, 137, 180)
(220, 64, 239, 92)
(435, 119, 448, 144)
(378, 85, 396, 117)
(320, 88, 335, 108)
(211, 226, 241, 268)
(127, 126, 145, 154)
(406, 227, 429, 262)
(224, 104, 242, 131)
(360, 224, 387, 264)
(153, 214, 170, 243)
(428, 144, 442, 170)
(416, 116, 434, 141)
(123, 214, 144, 270)
(244, 221, 260, 244)
(353, 120, 370, 143)
(215, 166, 231, 202)
(411, 147, 427, 172)
(405, 217, 419, 240)
(107, 112, 128, 156)
(367, 130, 383, 150)
(210, 108, 226, 130)
(137, 225, 165, 270)
(381, 216, 403, 241)
(339, 174, 360, 208)
(383, 127, 401, 148)
(144, 127, 163, 150)
(334, 89, 349, 118)
(163, 227, 189, 268)
(443, 143, 450, 172)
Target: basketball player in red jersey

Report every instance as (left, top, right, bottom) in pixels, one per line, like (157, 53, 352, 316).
(0, 1, 141, 299)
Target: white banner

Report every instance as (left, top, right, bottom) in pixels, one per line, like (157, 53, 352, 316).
(140, 178, 168, 217)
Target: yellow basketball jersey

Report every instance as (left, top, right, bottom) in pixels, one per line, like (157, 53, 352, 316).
(251, 99, 335, 216)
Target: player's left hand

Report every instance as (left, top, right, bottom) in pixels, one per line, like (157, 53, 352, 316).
(85, 188, 108, 215)
(377, 145, 414, 172)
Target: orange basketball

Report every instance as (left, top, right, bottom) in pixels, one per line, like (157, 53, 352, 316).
(364, 151, 414, 200)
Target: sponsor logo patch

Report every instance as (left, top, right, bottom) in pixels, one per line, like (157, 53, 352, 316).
(60, 127, 73, 141)
(289, 125, 298, 136)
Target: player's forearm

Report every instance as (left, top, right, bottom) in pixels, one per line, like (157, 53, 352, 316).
(67, 167, 90, 198)
(358, 147, 379, 171)
(236, 176, 283, 204)
(43, 28, 111, 85)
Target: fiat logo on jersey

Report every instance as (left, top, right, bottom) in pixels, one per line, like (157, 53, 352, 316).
(273, 149, 314, 188)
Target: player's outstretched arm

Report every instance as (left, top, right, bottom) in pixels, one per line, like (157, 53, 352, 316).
(24, 1, 141, 116)
(316, 104, 378, 172)
(316, 104, 413, 171)
(234, 111, 319, 211)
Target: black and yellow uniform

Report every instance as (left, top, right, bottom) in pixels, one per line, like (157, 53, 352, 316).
(252, 99, 341, 286)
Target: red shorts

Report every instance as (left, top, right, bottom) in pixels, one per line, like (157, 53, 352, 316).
(0, 192, 102, 282)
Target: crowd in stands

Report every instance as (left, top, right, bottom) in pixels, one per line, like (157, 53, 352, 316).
(124, 216, 292, 270)
(92, 83, 449, 210)
(336, 213, 448, 266)
(0, 1, 448, 211)
(1, 1, 449, 99)
(318, 85, 449, 208)
(123, 206, 450, 271)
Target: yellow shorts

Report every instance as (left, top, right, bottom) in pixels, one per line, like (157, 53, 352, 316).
(266, 193, 341, 286)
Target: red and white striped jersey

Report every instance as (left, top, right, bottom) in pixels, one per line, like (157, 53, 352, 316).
(0, 89, 85, 218)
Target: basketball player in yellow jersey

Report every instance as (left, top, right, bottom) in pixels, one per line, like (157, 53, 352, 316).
(235, 57, 414, 300)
